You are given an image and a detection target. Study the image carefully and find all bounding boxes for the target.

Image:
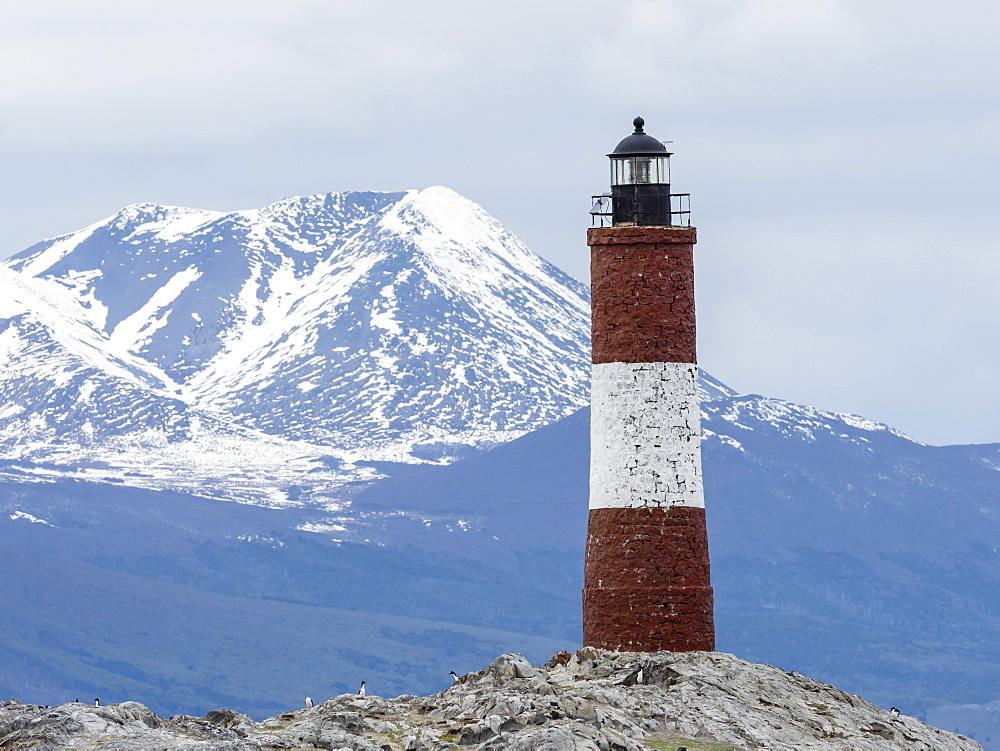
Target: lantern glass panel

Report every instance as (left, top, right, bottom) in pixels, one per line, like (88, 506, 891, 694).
(610, 155, 671, 185)
(633, 158, 652, 183)
(654, 155, 670, 184)
(610, 158, 628, 186)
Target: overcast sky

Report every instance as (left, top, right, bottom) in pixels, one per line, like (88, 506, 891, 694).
(2, 0, 998, 445)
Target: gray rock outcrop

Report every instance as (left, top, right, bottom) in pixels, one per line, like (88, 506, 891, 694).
(0, 649, 982, 750)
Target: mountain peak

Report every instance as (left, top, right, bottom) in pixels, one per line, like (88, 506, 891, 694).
(381, 186, 514, 249)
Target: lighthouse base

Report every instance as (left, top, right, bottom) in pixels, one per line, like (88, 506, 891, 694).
(583, 506, 715, 652)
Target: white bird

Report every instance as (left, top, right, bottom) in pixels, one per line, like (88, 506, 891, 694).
(635, 667, 644, 685)
(450, 671, 460, 683)
(358, 681, 366, 697)
(305, 697, 313, 709)
(890, 707, 901, 716)
(94, 698, 100, 707)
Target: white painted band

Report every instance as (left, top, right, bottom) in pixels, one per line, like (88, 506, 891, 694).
(590, 361, 704, 510)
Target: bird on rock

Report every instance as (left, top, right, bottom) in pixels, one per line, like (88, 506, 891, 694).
(358, 681, 366, 697)
(635, 666, 644, 685)
(305, 697, 314, 709)
(94, 698, 100, 707)
(450, 671, 460, 683)
(890, 707, 901, 716)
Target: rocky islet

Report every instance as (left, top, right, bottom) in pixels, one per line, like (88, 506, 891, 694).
(0, 649, 981, 750)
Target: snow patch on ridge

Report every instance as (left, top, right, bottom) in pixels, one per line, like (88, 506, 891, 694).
(0, 267, 180, 394)
(8, 511, 54, 526)
(110, 266, 203, 352)
(15, 222, 103, 277)
(702, 391, 915, 449)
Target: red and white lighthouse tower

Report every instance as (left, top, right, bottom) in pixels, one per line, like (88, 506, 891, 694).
(583, 117, 715, 652)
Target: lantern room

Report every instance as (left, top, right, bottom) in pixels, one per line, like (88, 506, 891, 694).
(610, 118, 671, 188)
(592, 117, 689, 228)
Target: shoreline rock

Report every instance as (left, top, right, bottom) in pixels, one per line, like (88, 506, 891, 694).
(0, 649, 982, 750)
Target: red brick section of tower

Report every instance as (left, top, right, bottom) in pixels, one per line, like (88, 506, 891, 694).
(583, 118, 715, 652)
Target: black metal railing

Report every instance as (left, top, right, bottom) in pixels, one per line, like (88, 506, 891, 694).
(590, 193, 691, 227)
(671, 193, 691, 226)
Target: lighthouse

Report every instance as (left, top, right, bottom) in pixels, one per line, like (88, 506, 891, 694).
(582, 117, 715, 652)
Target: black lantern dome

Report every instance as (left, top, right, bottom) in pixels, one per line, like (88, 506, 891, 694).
(608, 117, 673, 226)
(610, 117, 671, 156)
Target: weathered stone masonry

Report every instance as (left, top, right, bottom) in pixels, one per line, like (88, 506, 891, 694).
(583, 507, 713, 652)
(583, 225, 715, 653)
(589, 361, 703, 510)
(590, 226, 697, 366)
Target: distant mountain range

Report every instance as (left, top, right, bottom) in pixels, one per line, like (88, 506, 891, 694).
(2, 190, 998, 748)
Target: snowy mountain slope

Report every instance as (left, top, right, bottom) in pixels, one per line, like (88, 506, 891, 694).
(0, 266, 375, 504)
(0, 266, 190, 443)
(7, 193, 402, 381)
(6, 188, 590, 456)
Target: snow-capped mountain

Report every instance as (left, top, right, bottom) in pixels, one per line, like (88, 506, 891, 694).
(6, 188, 590, 461)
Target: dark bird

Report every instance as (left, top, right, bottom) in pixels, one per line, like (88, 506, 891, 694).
(450, 671, 460, 683)
(890, 707, 901, 716)
(305, 697, 314, 709)
(358, 681, 366, 697)
(94, 698, 100, 707)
